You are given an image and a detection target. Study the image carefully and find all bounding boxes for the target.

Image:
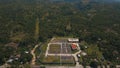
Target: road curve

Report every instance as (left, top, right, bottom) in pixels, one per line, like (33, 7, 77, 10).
(31, 44, 39, 65)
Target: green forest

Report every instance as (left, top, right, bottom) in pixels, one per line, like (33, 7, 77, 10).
(0, 0, 120, 67)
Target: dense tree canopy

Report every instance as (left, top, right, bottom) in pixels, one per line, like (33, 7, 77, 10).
(0, 0, 120, 65)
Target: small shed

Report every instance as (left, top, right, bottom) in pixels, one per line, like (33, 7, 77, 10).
(68, 38, 79, 43)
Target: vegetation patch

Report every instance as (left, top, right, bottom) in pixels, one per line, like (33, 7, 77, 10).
(42, 56, 75, 65)
(49, 44, 61, 53)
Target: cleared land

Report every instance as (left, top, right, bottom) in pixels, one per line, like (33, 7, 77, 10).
(41, 38, 81, 65)
(48, 43, 72, 54)
(48, 44, 61, 54)
(43, 56, 75, 64)
(42, 38, 77, 65)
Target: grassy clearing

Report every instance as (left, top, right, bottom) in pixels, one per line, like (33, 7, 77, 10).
(43, 56, 60, 63)
(42, 56, 75, 66)
(49, 44, 61, 53)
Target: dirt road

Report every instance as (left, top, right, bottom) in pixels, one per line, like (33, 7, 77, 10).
(31, 44, 39, 65)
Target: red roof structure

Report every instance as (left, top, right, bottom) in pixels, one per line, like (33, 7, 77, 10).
(71, 43, 77, 50)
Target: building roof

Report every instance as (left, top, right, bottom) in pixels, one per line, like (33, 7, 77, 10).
(68, 38, 79, 42)
(81, 52, 87, 56)
(71, 44, 77, 50)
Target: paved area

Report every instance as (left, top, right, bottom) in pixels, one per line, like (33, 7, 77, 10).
(47, 54, 73, 56)
(72, 50, 81, 66)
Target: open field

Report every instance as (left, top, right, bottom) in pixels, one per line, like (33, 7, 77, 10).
(38, 38, 81, 66)
(50, 38, 68, 43)
(43, 56, 75, 65)
(48, 43, 72, 54)
(48, 44, 61, 53)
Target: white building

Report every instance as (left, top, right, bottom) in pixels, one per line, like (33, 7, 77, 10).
(68, 38, 79, 43)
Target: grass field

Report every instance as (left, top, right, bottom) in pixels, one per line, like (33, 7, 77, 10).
(43, 56, 75, 65)
(48, 44, 61, 53)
